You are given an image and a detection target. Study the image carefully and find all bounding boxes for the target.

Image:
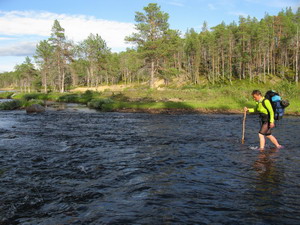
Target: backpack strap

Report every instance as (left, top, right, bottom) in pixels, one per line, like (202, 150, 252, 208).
(261, 98, 271, 119)
(261, 99, 270, 117)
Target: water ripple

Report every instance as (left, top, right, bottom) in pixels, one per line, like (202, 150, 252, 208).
(0, 111, 300, 224)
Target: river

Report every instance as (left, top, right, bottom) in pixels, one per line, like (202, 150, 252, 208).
(0, 109, 300, 224)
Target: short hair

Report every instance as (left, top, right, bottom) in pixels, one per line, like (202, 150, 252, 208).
(252, 90, 262, 96)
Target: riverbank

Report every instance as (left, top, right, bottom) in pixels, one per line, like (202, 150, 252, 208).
(0, 81, 299, 115)
(106, 108, 300, 116)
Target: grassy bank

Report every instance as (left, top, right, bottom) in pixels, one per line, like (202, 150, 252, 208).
(97, 80, 300, 114)
(1, 80, 299, 114)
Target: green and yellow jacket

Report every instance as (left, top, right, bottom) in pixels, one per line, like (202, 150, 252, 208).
(248, 97, 274, 123)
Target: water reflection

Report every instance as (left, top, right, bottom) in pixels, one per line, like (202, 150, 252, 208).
(46, 102, 97, 113)
(252, 148, 284, 223)
(254, 148, 281, 183)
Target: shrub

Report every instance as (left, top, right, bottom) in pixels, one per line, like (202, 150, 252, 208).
(22, 99, 45, 107)
(110, 93, 129, 101)
(87, 98, 114, 110)
(58, 94, 80, 103)
(22, 93, 41, 101)
(80, 90, 101, 103)
(46, 93, 63, 101)
(0, 100, 22, 110)
(0, 92, 14, 99)
(80, 90, 93, 103)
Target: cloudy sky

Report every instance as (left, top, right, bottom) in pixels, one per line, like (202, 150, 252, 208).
(0, 0, 299, 72)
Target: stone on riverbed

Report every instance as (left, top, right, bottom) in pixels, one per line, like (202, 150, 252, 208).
(26, 104, 45, 114)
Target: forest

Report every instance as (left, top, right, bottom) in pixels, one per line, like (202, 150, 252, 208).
(0, 3, 299, 92)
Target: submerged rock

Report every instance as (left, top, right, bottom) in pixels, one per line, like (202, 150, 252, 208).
(26, 104, 45, 114)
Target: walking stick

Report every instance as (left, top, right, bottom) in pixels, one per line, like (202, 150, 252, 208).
(242, 110, 247, 144)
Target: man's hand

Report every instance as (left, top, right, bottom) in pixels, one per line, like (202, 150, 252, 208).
(244, 107, 248, 112)
(270, 122, 275, 128)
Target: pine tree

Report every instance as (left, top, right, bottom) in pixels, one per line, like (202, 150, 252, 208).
(34, 40, 53, 93)
(126, 3, 170, 88)
(49, 20, 70, 92)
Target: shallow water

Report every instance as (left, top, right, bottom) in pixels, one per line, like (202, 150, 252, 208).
(0, 99, 13, 103)
(0, 110, 300, 224)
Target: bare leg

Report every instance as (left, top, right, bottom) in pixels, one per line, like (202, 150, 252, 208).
(259, 133, 265, 150)
(266, 135, 281, 148)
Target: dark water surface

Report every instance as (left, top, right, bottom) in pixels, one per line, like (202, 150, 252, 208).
(0, 110, 300, 225)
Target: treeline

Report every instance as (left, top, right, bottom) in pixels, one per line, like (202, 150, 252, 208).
(0, 4, 299, 92)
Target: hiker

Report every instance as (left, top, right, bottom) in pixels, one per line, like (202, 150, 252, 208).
(244, 90, 282, 150)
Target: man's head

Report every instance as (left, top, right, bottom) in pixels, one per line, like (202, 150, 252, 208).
(251, 90, 262, 101)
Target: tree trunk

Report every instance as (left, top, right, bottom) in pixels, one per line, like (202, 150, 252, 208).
(263, 52, 266, 83)
(61, 69, 65, 93)
(296, 26, 299, 85)
(43, 70, 47, 93)
(150, 59, 155, 88)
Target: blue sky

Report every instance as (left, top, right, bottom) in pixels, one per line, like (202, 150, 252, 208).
(0, 0, 299, 72)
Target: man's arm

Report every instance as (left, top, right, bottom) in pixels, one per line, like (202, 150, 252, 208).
(248, 107, 256, 113)
(247, 102, 258, 113)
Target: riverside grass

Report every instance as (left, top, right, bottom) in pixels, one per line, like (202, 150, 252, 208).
(1, 81, 299, 114)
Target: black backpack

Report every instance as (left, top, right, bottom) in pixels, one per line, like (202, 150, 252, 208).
(262, 90, 290, 121)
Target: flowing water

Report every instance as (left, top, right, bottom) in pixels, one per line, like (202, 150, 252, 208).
(0, 109, 300, 224)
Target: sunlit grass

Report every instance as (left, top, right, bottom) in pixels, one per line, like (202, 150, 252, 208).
(0, 92, 14, 99)
(1, 80, 299, 114)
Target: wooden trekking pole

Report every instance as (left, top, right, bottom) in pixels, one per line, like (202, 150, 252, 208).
(242, 110, 247, 144)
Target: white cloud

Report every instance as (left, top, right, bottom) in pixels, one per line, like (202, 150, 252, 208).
(167, 0, 185, 7)
(267, 0, 299, 9)
(0, 37, 16, 40)
(208, 3, 217, 10)
(0, 10, 135, 50)
(229, 11, 249, 18)
(0, 42, 36, 56)
(245, 0, 299, 9)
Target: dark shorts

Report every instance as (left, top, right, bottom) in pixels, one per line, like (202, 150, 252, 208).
(259, 121, 272, 136)
(259, 113, 272, 136)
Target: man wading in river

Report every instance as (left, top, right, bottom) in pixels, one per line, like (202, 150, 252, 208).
(244, 90, 282, 150)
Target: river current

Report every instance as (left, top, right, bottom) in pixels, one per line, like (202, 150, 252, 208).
(0, 109, 300, 224)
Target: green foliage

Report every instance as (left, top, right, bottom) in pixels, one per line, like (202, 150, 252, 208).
(22, 99, 45, 107)
(110, 93, 130, 101)
(80, 90, 101, 103)
(96, 80, 299, 114)
(57, 91, 102, 104)
(159, 68, 180, 82)
(125, 3, 175, 88)
(1, 79, 299, 114)
(126, 3, 169, 44)
(77, 34, 111, 87)
(274, 81, 299, 99)
(87, 98, 114, 110)
(0, 92, 14, 99)
(10, 91, 102, 105)
(58, 94, 80, 103)
(46, 93, 64, 101)
(21, 93, 48, 101)
(0, 100, 22, 110)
